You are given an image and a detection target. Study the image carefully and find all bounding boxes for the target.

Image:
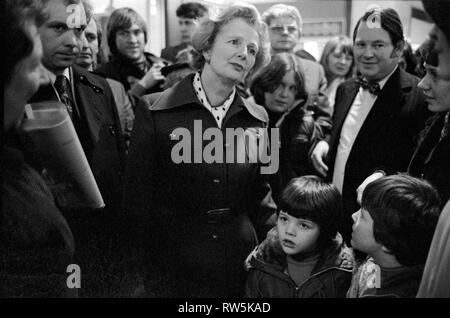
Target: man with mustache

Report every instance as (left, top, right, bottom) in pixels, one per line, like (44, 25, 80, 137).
(29, 0, 126, 295)
(310, 7, 430, 243)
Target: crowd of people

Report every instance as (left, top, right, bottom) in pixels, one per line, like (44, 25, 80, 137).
(1, 0, 449, 298)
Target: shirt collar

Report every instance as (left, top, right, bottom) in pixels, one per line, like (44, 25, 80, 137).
(45, 67, 70, 84)
(377, 65, 398, 90)
(193, 71, 236, 111)
(148, 73, 268, 123)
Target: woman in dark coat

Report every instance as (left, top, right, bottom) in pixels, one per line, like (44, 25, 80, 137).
(250, 53, 332, 199)
(1, 0, 75, 298)
(410, 40, 450, 204)
(124, 3, 276, 297)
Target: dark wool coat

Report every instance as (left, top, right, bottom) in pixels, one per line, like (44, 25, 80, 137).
(30, 65, 126, 216)
(96, 52, 166, 94)
(408, 112, 450, 204)
(124, 74, 277, 297)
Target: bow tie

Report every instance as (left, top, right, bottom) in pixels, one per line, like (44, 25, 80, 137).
(355, 77, 381, 95)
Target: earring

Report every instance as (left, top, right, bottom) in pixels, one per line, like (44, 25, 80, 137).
(204, 51, 211, 63)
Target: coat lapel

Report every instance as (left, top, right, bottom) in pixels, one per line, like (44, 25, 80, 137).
(327, 80, 359, 166)
(353, 68, 404, 145)
(72, 66, 104, 144)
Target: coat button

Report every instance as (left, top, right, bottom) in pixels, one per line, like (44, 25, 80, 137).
(109, 126, 116, 136)
(213, 179, 220, 184)
(212, 234, 219, 240)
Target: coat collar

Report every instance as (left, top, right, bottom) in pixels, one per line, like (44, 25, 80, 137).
(245, 226, 354, 276)
(72, 65, 106, 93)
(147, 73, 268, 124)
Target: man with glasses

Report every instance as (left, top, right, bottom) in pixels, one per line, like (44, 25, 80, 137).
(262, 4, 328, 99)
(96, 7, 166, 98)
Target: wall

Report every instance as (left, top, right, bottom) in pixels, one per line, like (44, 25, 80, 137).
(350, 0, 432, 49)
(165, 0, 349, 60)
(152, 0, 432, 59)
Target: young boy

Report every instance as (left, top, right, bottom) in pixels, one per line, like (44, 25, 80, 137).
(348, 174, 441, 298)
(245, 176, 354, 298)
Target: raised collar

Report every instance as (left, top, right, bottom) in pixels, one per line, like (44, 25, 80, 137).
(148, 73, 268, 124)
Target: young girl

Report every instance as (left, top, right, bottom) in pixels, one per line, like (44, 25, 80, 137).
(250, 53, 332, 195)
(245, 176, 354, 298)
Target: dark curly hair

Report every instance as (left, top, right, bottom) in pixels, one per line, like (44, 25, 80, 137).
(278, 176, 343, 251)
(362, 174, 441, 266)
(353, 7, 404, 49)
(250, 52, 307, 107)
(176, 2, 208, 20)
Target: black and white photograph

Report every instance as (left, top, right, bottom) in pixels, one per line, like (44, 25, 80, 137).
(1, 0, 449, 303)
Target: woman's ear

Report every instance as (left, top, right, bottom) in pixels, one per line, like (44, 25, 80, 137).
(203, 50, 211, 63)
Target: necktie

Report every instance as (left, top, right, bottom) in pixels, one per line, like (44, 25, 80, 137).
(355, 77, 381, 95)
(54, 75, 74, 118)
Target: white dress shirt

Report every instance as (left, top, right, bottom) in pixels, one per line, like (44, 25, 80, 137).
(332, 66, 398, 193)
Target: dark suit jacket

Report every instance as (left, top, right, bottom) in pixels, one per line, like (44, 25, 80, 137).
(408, 112, 450, 204)
(325, 67, 429, 239)
(160, 43, 188, 64)
(30, 65, 126, 218)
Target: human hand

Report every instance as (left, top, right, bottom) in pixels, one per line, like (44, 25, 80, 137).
(138, 63, 165, 89)
(310, 140, 329, 177)
(356, 171, 385, 205)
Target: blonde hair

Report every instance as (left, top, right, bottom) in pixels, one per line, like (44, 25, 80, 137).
(319, 36, 354, 83)
(191, 2, 270, 79)
(262, 4, 302, 30)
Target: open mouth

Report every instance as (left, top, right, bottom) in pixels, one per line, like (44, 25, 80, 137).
(281, 239, 295, 249)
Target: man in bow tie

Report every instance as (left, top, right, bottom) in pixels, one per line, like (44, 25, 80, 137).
(310, 7, 430, 242)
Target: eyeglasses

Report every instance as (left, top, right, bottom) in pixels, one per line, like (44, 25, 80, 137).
(269, 25, 298, 34)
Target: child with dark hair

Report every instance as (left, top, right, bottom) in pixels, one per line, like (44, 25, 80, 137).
(348, 174, 441, 298)
(245, 176, 353, 298)
(250, 53, 332, 196)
